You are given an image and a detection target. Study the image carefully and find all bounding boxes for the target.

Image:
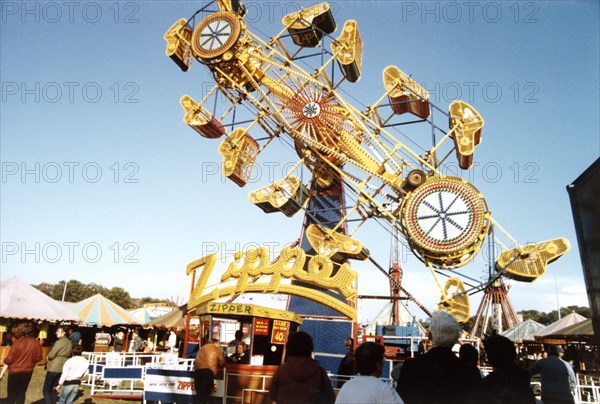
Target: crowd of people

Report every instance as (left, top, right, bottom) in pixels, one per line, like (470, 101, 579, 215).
(0, 312, 590, 404)
(266, 310, 583, 404)
(0, 321, 190, 404)
(0, 323, 89, 404)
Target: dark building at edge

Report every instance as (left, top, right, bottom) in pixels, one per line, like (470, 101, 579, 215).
(567, 157, 600, 345)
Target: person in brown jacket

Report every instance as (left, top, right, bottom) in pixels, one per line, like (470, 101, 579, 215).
(193, 338, 225, 404)
(0, 322, 43, 404)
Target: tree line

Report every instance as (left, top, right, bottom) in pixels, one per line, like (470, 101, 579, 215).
(34, 280, 590, 326)
(34, 280, 171, 309)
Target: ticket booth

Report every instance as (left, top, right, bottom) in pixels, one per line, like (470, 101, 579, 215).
(192, 302, 303, 403)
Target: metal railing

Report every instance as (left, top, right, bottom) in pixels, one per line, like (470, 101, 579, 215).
(82, 351, 194, 398)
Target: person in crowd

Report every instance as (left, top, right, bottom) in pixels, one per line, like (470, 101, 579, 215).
(227, 330, 244, 355)
(194, 338, 225, 404)
(0, 322, 43, 404)
(55, 345, 89, 404)
(67, 326, 81, 347)
(270, 331, 335, 404)
(128, 330, 144, 353)
(337, 337, 355, 388)
(2, 332, 14, 346)
(43, 326, 72, 404)
(114, 330, 125, 352)
(529, 345, 576, 404)
(396, 311, 481, 403)
(459, 343, 483, 378)
(418, 337, 427, 355)
(336, 341, 404, 403)
(166, 328, 178, 353)
(479, 335, 536, 404)
(227, 341, 250, 364)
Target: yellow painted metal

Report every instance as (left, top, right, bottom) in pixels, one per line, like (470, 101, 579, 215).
(219, 128, 259, 187)
(195, 302, 304, 324)
(166, 4, 569, 280)
(437, 277, 470, 323)
(186, 247, 357, 320)
(282, 3, 336, 47)
(190, 12, 244, 61)
(164, 19, 193, 72)
(331, 20, 362, 83)
(449, 100, 484, 170)
(383, 65, 430, 119)
(248, 176, 309, 217)
(180, 95, 226, 139)
(496, 238, 571, 282)
(215, 0, 241, 13)
(399, 176, 490, 269)
(306, 224, 369, 261)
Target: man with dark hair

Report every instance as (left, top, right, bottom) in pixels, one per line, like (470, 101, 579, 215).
(529, 345, 576, 404)
(67, 326, 81, 348)
(194, 339, 225, 404)
(44, 327, 72, 404)
(270, 331, 335, 404)
(227, 330, 244, 355)
(396, 311, 481, 403)
(337, 337, 354, 388)
(480, 335, 535, 404)
(336, 341, 403, 403)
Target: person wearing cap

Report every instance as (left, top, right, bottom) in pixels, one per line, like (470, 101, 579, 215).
(528, 345, 576, 404)
(480, 335, 535, 404)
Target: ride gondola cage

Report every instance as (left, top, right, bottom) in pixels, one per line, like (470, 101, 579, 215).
(331, 20, 363, 83)
(448, 100, 484, 170)
(219, 127, 260, 187)
(383, 65, 431, 119)
(248, 176, 309, 217)
(180, 95, 227, 139)
(282, 3, 337, 48)
(164, 18, 193, 72)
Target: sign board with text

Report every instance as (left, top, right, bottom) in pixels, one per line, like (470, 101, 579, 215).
(270, 320, 290, 344)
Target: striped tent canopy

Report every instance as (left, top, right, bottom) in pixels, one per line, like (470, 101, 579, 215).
(502, 318, 545, 342)
(535, 312, 587, 339)
(70, 294, 139, 326)
(548, 319, 594, 337)
(0, 276, 81, 322)
(149, 304, 187, 329)
(128, 307, 157, 325)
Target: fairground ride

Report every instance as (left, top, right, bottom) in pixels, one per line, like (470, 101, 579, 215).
(164, 0, 570, 372)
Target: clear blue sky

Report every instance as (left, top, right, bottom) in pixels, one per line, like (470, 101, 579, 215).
(1, 1, 598, 322)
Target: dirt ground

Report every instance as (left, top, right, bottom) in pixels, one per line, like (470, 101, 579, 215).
(0, 365, 138, 403)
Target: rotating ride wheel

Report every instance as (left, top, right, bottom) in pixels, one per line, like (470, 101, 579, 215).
(191, 11, 243, 62)
(399, 176, 490, 269)
(165, 1, 571, 327)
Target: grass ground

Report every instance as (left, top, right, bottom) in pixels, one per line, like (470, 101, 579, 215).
(0, 365, 138, 403)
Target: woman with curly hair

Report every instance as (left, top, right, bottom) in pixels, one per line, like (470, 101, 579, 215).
(0, 322, 43, 404)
